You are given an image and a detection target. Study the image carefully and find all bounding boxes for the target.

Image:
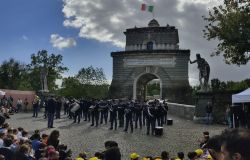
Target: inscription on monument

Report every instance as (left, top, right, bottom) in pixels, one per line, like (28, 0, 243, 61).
(124, 57, 176, 67)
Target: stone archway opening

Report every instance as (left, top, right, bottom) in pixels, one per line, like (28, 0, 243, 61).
(134, 73, 162, 101)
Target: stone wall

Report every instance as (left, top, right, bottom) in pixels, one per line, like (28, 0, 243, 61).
(167, 102, 195, 120)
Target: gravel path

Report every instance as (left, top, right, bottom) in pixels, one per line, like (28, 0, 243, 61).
(6, 112, 226, 159)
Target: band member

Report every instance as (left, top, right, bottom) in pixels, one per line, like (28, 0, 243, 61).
(109, 100, 117, 130)
(90, 100, 100, 127)
(146, 102, 156, 135)
(55, 97, 62, 119)
(100, 100, 108, 124)
(134, 101, 142, 129)
(32, 95, 40, 118)
(117, 100, 125, 128)
(72, 99, 81, 124)
(163, 101, 168, 124)
(124, 102, 134, 133)
(47, 95, 56, 128)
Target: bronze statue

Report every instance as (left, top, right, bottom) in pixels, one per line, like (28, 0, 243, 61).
(190, 54, 210, 91)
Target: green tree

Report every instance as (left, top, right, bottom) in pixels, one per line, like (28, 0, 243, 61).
(59, 66, 109, 99)
(203, 0, 250, 65)
(0, 58, 27, 89)
(28, 50, 68, 91)
(76, 66, 107, 85)
(147, 83, 160, 96)
(60, 77, 84, 98)
(211, 78, 221, 91)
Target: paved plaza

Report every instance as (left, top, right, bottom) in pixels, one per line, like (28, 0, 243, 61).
(7, 112, 226, 159)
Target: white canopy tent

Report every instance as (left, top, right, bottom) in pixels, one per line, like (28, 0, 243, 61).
(232, 88, 250, 103)
(0, 90, 5, 96)
(231, 88, 250, 128)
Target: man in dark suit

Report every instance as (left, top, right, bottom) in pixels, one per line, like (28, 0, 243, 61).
(47, 95, 56, 128)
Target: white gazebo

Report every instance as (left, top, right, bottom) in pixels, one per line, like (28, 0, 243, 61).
(231, 88, 250, 128)
(232, 88, 250, 103)
(0, 90, 5, 96)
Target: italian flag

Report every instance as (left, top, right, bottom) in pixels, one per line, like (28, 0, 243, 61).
(141, 3, 154, 12)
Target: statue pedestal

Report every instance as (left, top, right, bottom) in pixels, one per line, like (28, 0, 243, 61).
(193, 91, 214, 124)
(194, 90, 237, 124)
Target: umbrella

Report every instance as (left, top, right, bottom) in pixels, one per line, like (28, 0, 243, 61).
(0, 90, 5, 96)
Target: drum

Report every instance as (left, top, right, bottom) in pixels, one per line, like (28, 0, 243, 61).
(70, 103, 80, 113)
(167, 119, 173, 125)
(154, 127, 163, 136)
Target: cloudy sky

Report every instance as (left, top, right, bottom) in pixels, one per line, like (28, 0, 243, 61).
(0, 0, 249, 86)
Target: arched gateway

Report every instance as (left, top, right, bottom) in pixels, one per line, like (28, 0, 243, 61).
(109, 19, 191, 102)
(134, 73, 162, 100)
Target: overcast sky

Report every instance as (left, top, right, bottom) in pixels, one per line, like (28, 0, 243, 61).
(0, 0, 249, 86)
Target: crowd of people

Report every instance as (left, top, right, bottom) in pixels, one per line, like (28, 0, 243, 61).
(41, 96, 169, 135)
(0, 114, 249, 160)
(0, 118, 73, 160)
(0, 95, 29, 117)
(1, 95, 250, 160)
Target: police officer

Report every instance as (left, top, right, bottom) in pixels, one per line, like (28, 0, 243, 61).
(124, 101, 134, 133)
(90, 100, 100, 127)
(134, 101, 142, 129)
(63, 98, 70, 115)
(100, 100, 108, 124)
(109, 100, 117, 130)
(163, 101, 168, 125)
(156, 100, 165, 127)
(47, 95, 56, 128)
(83, 100, 91, 121)
(142, 101, 148, 126)
(55, 97, 62, 119)
(146, 102, 156, 135)
(73, 99, 81, 124)
(117, 100, 125, 128)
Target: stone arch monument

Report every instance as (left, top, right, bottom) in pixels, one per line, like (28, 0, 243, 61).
(109, 19, 191, 102)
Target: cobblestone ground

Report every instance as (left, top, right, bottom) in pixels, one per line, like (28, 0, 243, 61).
(7, 112, 226, 159)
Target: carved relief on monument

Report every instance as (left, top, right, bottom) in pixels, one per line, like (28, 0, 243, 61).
(123, 56, 176, 67)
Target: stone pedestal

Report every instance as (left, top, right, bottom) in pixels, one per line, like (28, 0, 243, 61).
(194, 91, 238, 124)
(193, 91, 213, 123)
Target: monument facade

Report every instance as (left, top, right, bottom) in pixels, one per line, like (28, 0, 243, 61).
(109, 19, 191, 102)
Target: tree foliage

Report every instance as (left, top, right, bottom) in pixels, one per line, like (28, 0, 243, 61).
(211, 78, 250, 91)
(28, 50, 68, 91)
(0, 58, 26, 89)
(203, 0, 250, 65)
(76, 66, 107, 85)
(59, 66, 109, 99)
(147, 83, 160, 96)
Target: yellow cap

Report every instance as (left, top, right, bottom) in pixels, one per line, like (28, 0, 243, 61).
(76, 158, 84, 160)
(175, 159, 181, 160)
(89, 157, 99, 160)
(142, 158, 150, 160)
(130, 153, 140, 159)
(207, 154, 213, 160)
(195, 149, 204, 156)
